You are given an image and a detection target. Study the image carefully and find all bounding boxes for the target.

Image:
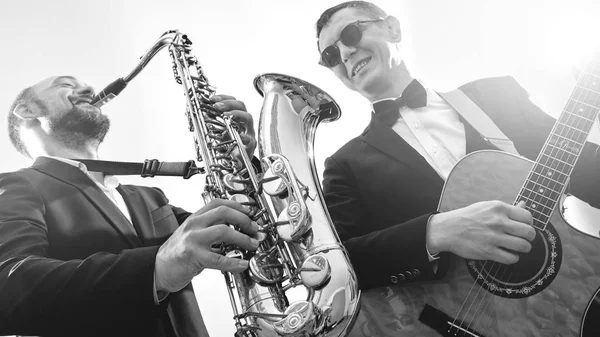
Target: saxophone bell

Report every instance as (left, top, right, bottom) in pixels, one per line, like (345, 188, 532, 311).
(94, 30, 361, 337)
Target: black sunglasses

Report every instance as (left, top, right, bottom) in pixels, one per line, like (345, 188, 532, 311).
(319, 19, 384, 68)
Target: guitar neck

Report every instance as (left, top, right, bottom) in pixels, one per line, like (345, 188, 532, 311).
(518, 57, 600, 230)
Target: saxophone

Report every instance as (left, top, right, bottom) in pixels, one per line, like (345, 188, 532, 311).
(91, 30, 361, 337)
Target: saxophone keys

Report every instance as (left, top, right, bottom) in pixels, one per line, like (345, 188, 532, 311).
(223, 173, 247, 193)
(228, 194, 257, 216)
(273, 300, 318, 335)
(261, 166, 287, 196)
(248, 253, 285, 285)
(300, 254, 331, 289)
(276, 203, 310, 242)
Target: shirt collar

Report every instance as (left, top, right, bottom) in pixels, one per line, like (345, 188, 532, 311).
(40, 156, 89, 172)
(370, 79, 431, 111)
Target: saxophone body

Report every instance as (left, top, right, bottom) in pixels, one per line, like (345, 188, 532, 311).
(91, 31, 360, 337)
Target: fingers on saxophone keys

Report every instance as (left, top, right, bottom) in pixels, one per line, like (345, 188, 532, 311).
(202, 199, 253, 217)
(211, 94, 236, 102)
(205, 251, 249, 273)
(204, 225, 260, 252)
(239, 133, 253, 145)
(211, 95, 248, 114)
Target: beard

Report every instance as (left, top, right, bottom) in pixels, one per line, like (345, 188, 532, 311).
(47, 104, 111, 149)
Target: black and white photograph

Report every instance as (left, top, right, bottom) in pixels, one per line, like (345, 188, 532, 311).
(1, 1, 599, 336)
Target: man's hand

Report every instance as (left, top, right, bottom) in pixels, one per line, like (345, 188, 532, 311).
(154, 199, 259, 293)
(426, 200, 536, 264)
(211, 94, 257, 159)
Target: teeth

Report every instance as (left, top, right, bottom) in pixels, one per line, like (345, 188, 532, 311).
(353, 59, 369, 76)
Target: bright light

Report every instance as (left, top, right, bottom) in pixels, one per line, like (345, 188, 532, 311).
(527, 3, 599, 69)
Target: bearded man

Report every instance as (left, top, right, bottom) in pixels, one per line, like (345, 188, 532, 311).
(0, 75, 258, 337)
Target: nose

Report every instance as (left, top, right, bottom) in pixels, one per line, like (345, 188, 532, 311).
(74, 83, 95, 98)
(338, 43, 357, 65)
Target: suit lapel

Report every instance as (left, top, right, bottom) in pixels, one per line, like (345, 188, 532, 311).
(118, 185, 156, 246)
(362, 117, 444, 187)
(31, 157, 142, 248)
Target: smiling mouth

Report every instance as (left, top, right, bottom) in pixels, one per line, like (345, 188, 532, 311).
(352, 57, 371, 77)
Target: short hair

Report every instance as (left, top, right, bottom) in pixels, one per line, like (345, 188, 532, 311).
(316, 1, 388, 39)
(8, 87, 34, 157)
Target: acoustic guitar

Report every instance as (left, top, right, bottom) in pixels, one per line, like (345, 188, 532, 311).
(394, 57, 600, 336)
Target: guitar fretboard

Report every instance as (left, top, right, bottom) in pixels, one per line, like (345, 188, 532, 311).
(518, 57, 600, 230)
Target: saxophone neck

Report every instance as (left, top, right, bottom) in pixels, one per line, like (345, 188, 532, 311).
(91, 30, 182, 107)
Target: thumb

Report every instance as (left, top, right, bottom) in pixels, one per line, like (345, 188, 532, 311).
(515, 200, 527, 209)
(203, 252, 249, 273)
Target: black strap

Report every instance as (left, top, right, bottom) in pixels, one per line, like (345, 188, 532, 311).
(75, 159, 202, 179)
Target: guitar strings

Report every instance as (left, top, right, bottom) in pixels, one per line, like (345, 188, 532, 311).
(450, 57, 599, 337)
(453, 132, 570, 335)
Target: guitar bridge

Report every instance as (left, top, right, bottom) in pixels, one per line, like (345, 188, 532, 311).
(419, 304, 486, 337)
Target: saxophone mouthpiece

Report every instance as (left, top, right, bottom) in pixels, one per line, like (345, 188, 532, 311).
(91, 78, 128, 107)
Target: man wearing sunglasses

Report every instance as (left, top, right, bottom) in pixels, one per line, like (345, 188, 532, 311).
(316, 1, 600, 335)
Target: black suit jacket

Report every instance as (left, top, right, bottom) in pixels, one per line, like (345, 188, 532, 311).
(0, 157, 208, 337)
(323, 76, 600, 290)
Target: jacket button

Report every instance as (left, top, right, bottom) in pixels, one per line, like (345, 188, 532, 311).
(397, 273, 406, 281)
(413, 269, 421, 278)
(390, 275, 398, 284)
(405, 271, 413, 280)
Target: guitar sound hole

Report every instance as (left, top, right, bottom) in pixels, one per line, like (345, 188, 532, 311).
(467, 222, 562, 299)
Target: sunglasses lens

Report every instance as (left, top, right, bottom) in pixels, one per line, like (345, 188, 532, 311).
(321, 45, 341, 68)
(340, 24, 362, 47)
(319, 23, 365, 68)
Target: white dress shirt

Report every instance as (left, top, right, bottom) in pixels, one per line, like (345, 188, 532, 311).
(373, 87, 466, 181)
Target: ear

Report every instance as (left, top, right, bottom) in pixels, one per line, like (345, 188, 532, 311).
(385, 15, 402, 43)
(13, 103, 32, 120)
(13, 102, 43, 121)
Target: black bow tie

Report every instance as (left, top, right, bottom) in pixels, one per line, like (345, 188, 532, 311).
(372, 79, 427, 126)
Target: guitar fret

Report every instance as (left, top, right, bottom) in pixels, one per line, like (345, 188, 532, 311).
(522, 201, 553, 219)
(544, 139, 581, 157)
(539, 150, 575, 168)
(556, 121, 589, 136)
(554, 123, 590, 143)
(543, 145, 578, 164)
(575, 85, 600, 96)
(559, 112, 596, 134)
(524, 182, 561, 201)
(537, 156, 574, 180)
(581, 71, 600, 83)
(532, 160, 570, 179)
(533, 217, 549, 229)
(521, 187, 556, 208)
(563, 104, 600, 125)
(528, 172, 567, 191)
(566, 98, 600, 117)
(572, 90, 600, 109)
(544, 144, 578, 160)
(519, 192, 555, 212)
(517, 190, 554, 214)
(533, 163, 572, 182)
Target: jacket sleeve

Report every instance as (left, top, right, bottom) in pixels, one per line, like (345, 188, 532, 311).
(0, 173, 168, 336)
(323, 156, 447, 291)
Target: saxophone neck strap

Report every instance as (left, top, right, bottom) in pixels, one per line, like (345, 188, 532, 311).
(73, 159, 201, 179)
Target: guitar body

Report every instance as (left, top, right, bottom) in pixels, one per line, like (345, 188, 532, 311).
(363, 150, 600, 337)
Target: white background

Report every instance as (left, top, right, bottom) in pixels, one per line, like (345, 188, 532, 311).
(0, 1, 599, 336)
